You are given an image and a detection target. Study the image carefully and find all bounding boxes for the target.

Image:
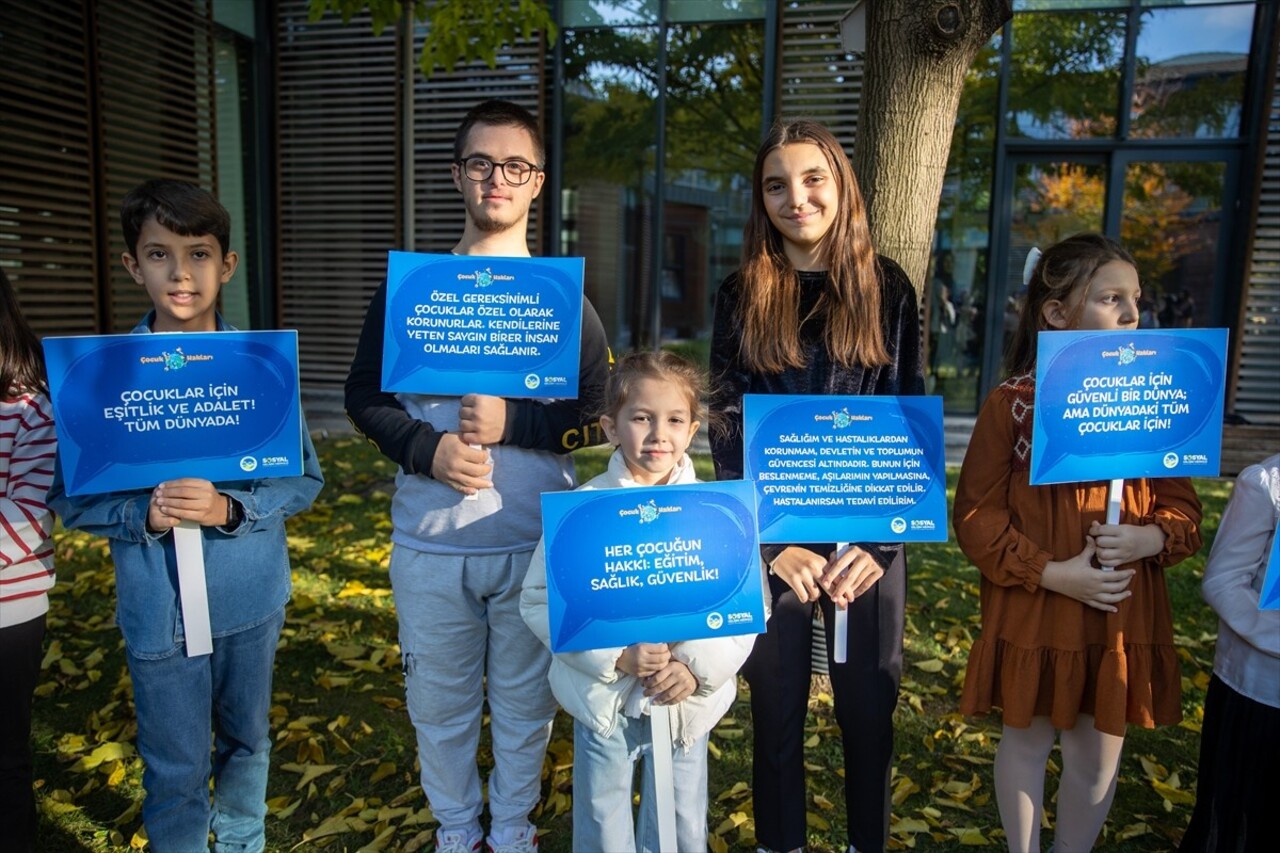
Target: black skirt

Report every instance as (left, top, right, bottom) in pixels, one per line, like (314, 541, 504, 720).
(1179, 674, 1280, 853)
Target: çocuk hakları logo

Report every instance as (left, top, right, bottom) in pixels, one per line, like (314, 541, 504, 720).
(811, 407, 873, 429)
(1101, 342, 1155, 365)
(138, 347, 215, 371)
(617, 499, 683, 524)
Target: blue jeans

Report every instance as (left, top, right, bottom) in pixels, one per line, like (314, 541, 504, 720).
(571, 715, 708, 853)
(126, 608, 284, 852)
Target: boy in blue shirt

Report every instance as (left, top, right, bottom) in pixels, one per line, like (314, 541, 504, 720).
(49, 179, 324, 851)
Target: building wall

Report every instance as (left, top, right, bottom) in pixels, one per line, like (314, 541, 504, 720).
(1236, 49, 1280, 423)
(0, 1, 216, 335)
(274, 0, 543, 388)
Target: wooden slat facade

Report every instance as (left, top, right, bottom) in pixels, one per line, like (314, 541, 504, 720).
(1, 1, 99, 334)
(1235, 47, 1280, 424)
(778, 1, 863, 154)
(275, 0, 399, 388)
(0, 1, 216, 337)
(275, 1, 544, 388)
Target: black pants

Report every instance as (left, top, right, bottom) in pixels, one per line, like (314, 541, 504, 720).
(743, 548, 905, 853)
(0, 614, 46, 853)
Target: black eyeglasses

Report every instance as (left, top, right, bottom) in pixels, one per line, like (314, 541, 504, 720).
(456, 157, 542, 186)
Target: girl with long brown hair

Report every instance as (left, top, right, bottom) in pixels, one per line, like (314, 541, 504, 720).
(710, 119, 924, 853)
(0, 267, 57, 850)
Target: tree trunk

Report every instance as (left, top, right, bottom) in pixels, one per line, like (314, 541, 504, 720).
(852, 0, 1011, 297)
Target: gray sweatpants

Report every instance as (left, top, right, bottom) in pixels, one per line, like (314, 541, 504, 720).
(389, 546, 557, 832)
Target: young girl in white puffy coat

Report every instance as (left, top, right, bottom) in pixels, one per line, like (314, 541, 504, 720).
(522, 350, 756, 853)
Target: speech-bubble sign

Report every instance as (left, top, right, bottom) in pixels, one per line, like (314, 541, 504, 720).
(542, 480, 765, 653)
(381, 252, 584, 398)
(43, 331, 302, 495)
(743, 395, 947, 543)
(1261, 520, 1280, 611)
(1031, 328, 1227, 485)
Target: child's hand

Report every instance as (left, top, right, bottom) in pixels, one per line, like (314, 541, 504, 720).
(616, 643, 671, 678)
(644, 660, 697, 705)
(770, 547, 827, 603)
(458, 394, 507, 446)
(819, 545, 884, 608)
(1039, 540, 1135, 612)
(148, 479, 230, 530)
(431, 434, 493, 495)
(1089, 521, 1166, 568)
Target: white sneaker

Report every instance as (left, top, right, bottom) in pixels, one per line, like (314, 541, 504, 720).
(487, 824, 538, 853)
(436, 827, 483, 853)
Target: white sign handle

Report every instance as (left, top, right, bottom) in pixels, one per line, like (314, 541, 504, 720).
(1099, 478, 1124, 570)
(463, 443, 484, 501)
(174, 521, 213, 657)
(833, 542, 851, 664)
(649, 705, 677, 852)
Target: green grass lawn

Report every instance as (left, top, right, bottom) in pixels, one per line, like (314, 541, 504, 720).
(33, 437, 1231, 851)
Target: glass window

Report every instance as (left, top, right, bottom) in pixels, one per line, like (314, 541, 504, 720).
(215, 31, 253, 329)
(562, 0, 764, 27)
(1007, 159, 1107, 353)
(559, 19, 763, 348)
(1015, 1, 1128, 9)
(1120, 159, 1226, 329)
(929, 33, 1001, 412)
(562, 1, 658, 27)
(1006, 11, 1126, 139)
(1130, 5, 1252, 138)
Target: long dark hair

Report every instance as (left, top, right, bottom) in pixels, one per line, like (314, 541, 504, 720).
(736, 119, 887, 373)
(1005, 232, 1137, 375)
(0, 268, 47, 396)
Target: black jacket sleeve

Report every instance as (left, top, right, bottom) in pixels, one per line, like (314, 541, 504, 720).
(709, 274, 747, 483)
(344, 281, 612, 474)
(876, 257, 926, 398)
(503, 296, 611, 454)
(344, 280, 444, 476)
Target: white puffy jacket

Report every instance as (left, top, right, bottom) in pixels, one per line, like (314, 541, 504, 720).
(520, 449, 758, 749)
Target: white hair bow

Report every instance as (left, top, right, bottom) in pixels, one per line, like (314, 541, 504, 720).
(1022, 247, 1042, 287)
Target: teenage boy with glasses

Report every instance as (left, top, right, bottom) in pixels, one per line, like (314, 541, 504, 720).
(345, 100, 610, 853)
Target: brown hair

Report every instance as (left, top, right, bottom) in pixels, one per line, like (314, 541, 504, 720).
(0, 268, 47, 397)
(602, 350, 711, 429)
(453, 99, 545, 167)
(735, 119, 886, 373)
(1005, 232, 1137, 375)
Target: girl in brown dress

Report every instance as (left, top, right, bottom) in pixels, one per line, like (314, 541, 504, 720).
(954, 233, 1202, 852)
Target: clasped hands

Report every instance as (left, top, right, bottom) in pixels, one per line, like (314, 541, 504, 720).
(769, 544, 884, 609)
(1038, 520, 1167, 612)
(616, 642, 698, 706)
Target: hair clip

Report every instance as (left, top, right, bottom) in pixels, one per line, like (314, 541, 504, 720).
(1022, 247, 1042, 287)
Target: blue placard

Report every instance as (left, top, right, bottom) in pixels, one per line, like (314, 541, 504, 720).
(542, 480, 766, 653)
(43, 331, 303, 496)
(381, 252, 584, 398)
(1030, 328, 1227, 485)
(743, 394, 947, 543)
(1261, 521, 1280, 611)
